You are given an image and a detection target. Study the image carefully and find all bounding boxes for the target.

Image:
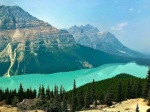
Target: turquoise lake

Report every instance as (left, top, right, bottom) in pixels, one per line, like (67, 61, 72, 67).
(0, 63, 149, 91)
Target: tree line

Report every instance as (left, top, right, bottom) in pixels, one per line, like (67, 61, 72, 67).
(0, 69, 150, 112)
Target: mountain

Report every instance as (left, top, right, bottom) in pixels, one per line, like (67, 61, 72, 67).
(0, 5, 149, 77)
(0, 5, 76, 76)
(68, 24, 149, 59)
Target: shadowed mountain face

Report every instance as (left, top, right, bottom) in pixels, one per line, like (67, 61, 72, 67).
(0, 5, 149, 77)
(68, 25, 149, 59)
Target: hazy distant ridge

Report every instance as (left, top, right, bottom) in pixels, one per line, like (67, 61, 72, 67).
(68, 24, 149, 59)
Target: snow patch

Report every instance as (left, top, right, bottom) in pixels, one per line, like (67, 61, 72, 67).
(118, 50, 126, 54)
(97, 32, 105, 35)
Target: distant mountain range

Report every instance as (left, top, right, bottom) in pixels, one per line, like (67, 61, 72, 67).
(0, 5, 150, 76)
(68, 24, 149, 59)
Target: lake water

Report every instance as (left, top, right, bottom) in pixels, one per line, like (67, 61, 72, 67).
(0, 63, 149, 91)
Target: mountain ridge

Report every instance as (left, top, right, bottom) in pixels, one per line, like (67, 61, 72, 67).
(0, 5, 51, 30)
(0, 5, 150, 77)
(68, 24, 149, 59)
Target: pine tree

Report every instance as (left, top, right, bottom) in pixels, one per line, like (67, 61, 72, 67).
(38, 85, 46, 107)
(84, 86, 90, 109)
(148, 89, 150, 106)
(51, 89, 54, 98)
(38, 85, 41, 98)
(52, 93, 61, 112)
(148, 68, 150, 78)
(106, 84, 113, 106)
(54, 85, 58, 97)
(32, 89, 37, 99)
(18, 83, 24, 102)
(62, 92, 67, 112)
(60, 85, 63, 101)
(132, 82, 137, 98)
(0, 89, 3, 101)
(94, 95, 98, 108)
(29, 87, 34, 99)
(127, 80, 132, 99)
(100, 92, 105, 104)
(143, 68, 150, 99)
(91, 79, 96, 103)
(117, 82, 122, 102)
(5, 88, 11, 104)
(71, 92, 75, 111)
(77, 90, 84, 110)
(26, 88, 30, 98)
(39, 85, 45, 100)
(136, 103, 139, 112)
(137, 79, 142, 98)
(10, 90, 14, 104)
(71, 80, 77, 112)
(46, 86, 51, 100)
(11, 89, 17, 99)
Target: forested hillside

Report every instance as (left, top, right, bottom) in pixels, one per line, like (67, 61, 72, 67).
(0, 69, 150, 111)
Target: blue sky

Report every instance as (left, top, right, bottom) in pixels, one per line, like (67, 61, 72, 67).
(1, 0, 150, 53)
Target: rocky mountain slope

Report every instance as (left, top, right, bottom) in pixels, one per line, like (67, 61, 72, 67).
(68, 25, 149, 58)
(0, 5, 77, 76)
(0, 5, 149, 76)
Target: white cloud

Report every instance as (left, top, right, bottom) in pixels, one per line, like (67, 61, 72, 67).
(111, 22, 128, 31)
(129, 8, 142, 13)
(129, 8, 135, 12)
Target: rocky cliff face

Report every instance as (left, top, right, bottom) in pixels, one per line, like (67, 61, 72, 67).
(68, 25, 149, 58)
(0, 5, 76, 76)
(0, 5, 49, 29)
(68, 24, 99, 44)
